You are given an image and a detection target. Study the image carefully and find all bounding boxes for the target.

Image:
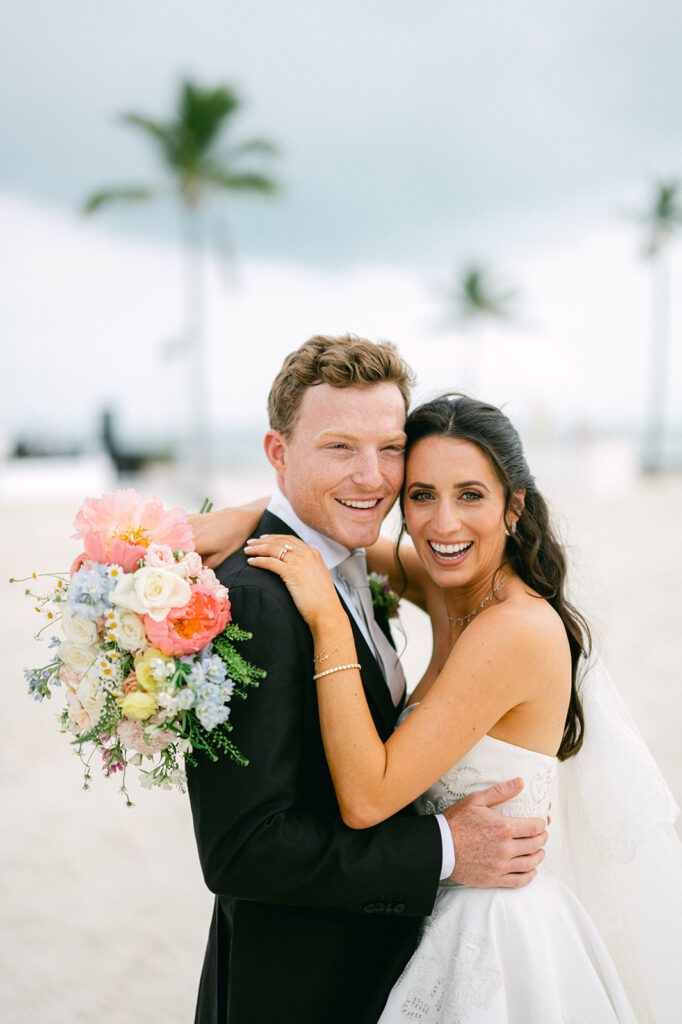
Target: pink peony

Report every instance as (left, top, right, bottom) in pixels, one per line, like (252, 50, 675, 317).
(72, 489, 195, 573)
(144, 584, 231, 656)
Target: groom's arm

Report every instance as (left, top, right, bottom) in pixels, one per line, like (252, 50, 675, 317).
(187, 578, 442, 918)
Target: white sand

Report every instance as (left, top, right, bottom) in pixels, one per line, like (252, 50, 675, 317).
(1, 472, 680, 1023)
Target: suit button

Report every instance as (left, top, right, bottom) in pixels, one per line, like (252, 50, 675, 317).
(393, 903, 405, 914)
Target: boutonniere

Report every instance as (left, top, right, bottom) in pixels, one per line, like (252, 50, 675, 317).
(368, 573, 400, 618)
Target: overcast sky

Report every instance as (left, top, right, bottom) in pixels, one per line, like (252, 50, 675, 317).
(2, 0, 682, 445)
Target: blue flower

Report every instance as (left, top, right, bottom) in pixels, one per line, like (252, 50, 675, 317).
(48, 635, 61, 649)
(196, 681, 217, 703)
(203, 654, 227, 686)
(176, 688, 195, 710)
(217, 679, 235, 702)
(196, 702, 230, 730)
(187, 662, 206, 689)
(67, 564, 116, 621)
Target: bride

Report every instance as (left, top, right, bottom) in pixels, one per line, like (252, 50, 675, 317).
(195, 394, 682, 1023)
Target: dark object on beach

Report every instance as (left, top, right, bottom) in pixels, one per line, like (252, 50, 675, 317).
(100, 409, 172, 476)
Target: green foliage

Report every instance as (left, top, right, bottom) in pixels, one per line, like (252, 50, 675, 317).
(368, 572, 400, 618)
(213, 622, 267, 699)
(83, 77, 279, 214)
(451, 264, 518, 324)
(641, 179, 682, 257)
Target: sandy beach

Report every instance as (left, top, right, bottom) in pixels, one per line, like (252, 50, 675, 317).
(1, 464, 680, 1024)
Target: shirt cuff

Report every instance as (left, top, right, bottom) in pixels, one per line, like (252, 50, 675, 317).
(435, 812, 456, 880)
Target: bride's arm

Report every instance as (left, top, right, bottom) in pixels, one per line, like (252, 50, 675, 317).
(188, 498, 269, 568)
(245, 534, 539, 829)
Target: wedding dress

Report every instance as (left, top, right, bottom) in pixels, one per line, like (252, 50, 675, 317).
(379, 661, 682, 1023)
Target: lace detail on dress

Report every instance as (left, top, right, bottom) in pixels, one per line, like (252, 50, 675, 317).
(500, 764, 554, 818)
(412, 731, 556, 825)
(396, 906, 502, 1022)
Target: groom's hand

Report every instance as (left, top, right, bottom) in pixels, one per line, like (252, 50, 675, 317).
(442, 778, 547, 888)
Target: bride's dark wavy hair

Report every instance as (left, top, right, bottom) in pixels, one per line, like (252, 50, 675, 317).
(398, 394, 589, 761)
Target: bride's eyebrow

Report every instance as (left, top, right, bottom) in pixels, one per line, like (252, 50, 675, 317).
(407, 480, 490, 491)
(454, 480, 490, 491)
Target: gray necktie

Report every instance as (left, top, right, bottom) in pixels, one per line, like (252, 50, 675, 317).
(336, 551, 406, 706)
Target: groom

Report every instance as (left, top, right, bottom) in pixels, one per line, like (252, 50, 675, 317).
(187, 334, 547, 1024)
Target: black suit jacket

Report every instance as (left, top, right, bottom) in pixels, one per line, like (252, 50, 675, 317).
(187, 511, 442, 1024)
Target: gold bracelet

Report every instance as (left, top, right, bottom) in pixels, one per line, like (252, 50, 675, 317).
(313, 635, 354, 664)
(312, 662, 361, 681)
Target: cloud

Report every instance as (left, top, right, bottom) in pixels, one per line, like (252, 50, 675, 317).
(3, 192, 677, 460)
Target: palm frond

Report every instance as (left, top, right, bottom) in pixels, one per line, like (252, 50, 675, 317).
(225, 138, 280, 159)
(179, 79, 241, 153)
(120, 114, 174, 146)
(641, 179, 682, 257)
(82, 186, 159, 214)
(203, 170, 279, 195)
(447, 264, 519, 325)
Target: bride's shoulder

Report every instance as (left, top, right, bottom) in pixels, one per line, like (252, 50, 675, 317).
(471, 583, 569, 658)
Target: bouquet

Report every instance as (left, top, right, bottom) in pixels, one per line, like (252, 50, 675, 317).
(15, 490, 265, 803)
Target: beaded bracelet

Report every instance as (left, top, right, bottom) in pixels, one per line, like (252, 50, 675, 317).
(312, 662, 361, 681)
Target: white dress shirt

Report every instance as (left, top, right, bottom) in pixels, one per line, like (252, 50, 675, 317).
(266, 487, 455, 880)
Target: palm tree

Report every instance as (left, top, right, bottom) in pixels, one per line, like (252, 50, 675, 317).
(638, 180, 682, 472)
(451, 264, 518, 324)
(83, 78, 279, 484)
(442, 263, 519, 395)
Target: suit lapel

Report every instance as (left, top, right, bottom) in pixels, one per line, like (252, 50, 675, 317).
(254, 511, 398, 735)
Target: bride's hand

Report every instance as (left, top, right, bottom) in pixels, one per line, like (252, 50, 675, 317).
(244, 534, 345, 632)
(188, 501, 265, 569)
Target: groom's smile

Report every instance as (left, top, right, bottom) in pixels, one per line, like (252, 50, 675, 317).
(264, 381, 407, 551)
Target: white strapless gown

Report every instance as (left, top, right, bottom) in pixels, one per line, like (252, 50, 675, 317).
(378, 722, 638, 1023)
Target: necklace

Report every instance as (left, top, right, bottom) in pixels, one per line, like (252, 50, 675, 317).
(447, 572, 510, 627)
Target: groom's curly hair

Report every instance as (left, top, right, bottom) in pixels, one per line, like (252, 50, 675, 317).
(268, 334, 414, 438)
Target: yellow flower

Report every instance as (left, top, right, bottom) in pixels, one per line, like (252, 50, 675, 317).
(120, 690, 158, 721)
(133, 647, 173, 693)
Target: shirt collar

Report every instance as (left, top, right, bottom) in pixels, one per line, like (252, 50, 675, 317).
(267, 486, 354, 572)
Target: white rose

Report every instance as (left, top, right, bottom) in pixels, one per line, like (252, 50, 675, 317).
(77, 675, 107, 726)
(111, 567, 191, 622)
(61, 607, 99, 646)
(114, 611, 148, 652)
(59, 641, 99, 676)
